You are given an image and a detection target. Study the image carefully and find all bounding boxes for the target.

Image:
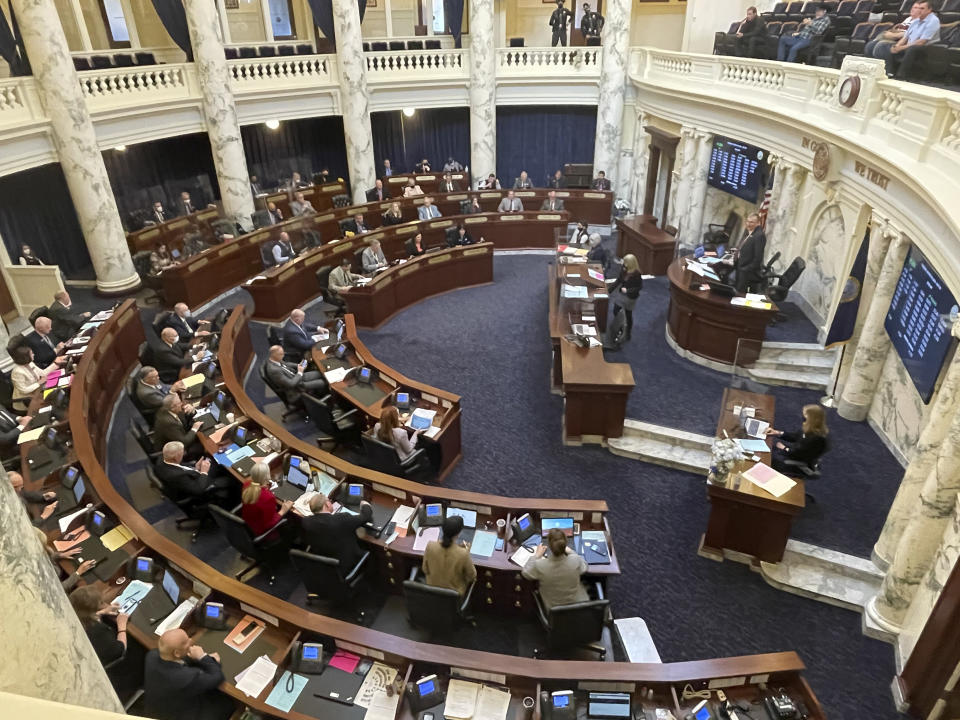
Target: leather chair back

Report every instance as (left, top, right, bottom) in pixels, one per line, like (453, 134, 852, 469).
(209, 504, 258, 556)
(316, 266, 334, 290)
(544, 598, 609, 650)
(291, 549, 352, 602)
(278, 45, 295, 55)
(135, 52, 157, 65)
(402, 580, 462, 634)
(360, 433, 406, 476)
(302, 394, 339, 435)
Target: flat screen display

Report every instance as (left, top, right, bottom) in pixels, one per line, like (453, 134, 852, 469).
(707, 136, 768, 203)
(287, 459, 309, 490)
(91, 511, 104, 529)
(553, 694, 570, 708)
(234, 426, 247, 444)
(137, 557, 151, 572)
(542, 517, 574, 536)
(302, 644, 320, 660)
(73, 476, 86, 503)
(349, 484, 362, 496)
(518, 515, 531, 530)
(162, 569, 179, 605)
(206, 604, 221, 618)
(884, 246, 958, 403)
(426, 503, 442, 517)
(359, 367, 371, 382)
(418, 678, 435, 695)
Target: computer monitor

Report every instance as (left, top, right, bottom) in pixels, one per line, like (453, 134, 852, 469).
(542, 517, 575, 537)
(207, 402, 221, 423)
(161, 569, 180, 605)
(286, 455, 310, 490)
(395, 391, 410, 410)
(446, 507, 477, 528)
(336, 322, 345, 343)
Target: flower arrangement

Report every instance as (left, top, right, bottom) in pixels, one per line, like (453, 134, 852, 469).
(708, 437, 743, 485)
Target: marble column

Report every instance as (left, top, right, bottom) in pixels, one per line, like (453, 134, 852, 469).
(873, 322, 960, 569)
(332, 0, 377, 203)
(591, 0, 630, 192)
(764, 159, 807, 262)
(868, 395, 960, 631)
(13, 0, 140, 294)
(0, 469, 123, 711)
(897, 493, 960, 662)
(628, 111, 649, 212)
(836, 233, 910, 421)
(666, 126, 696, 233)
(469, 0, 496, 184)
(183, 0, 255, 231)
(683, 130, 713, 248)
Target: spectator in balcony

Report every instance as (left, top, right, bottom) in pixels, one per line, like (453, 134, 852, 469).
(592, 171, 611, 191)
(735, 6, 767, 58)
(382, 202, 405, 225)
(498, 190, 524, 213)
(777, 4, 830, 63)
(266, 201, 283, 225)
(549, 0, 574, 47)
(865, 3, 920, 59)
(366, 178, 386, 202)
(513, 171, 533, 189)
(439, 173, 459, 192)
(403, 178, 425, 197)
(383, 158, 393, 177)
(415, 157, 432, 173)
(177, 191, 196, 216)
(580, 3, 604, 42)
(290, 192, 316, 217)
(876, 0, 940, 79)
(418, 196, 442, 221)
(549, 169, 566, 189)
(443, 157, 464, 172)
(480, 173, 501, 190)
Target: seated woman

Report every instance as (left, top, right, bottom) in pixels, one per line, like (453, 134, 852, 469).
(149, 243, 176, 275)
(402, 178, 424, 197)
(766, 404, 829, 474)
(10, 345, 62, 413)
(423, 515, 477, 596)
(522, 527, 589, 609)
(241, 462, 293, 538)
(610, 254, 643, 343)
(69, 585, 140, 699)
(373, 405, 421, 461)
(382, 202, 405, 226)
(406, 232, 427, 257)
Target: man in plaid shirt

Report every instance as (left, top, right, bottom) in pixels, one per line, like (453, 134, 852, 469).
(777, 4, 831, 63)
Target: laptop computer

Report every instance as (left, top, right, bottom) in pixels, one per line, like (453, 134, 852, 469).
(52, 467, 87, 515)
(193, 401, 221, 432)
(446, 507, 477, 545)
(274, 456, 312, 502)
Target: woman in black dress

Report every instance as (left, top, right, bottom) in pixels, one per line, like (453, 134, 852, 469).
(766, 404, 829, 473)
(610, 253, 642, 342)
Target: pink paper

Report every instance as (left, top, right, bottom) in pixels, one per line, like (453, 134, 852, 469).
(44, 370, 63, 389)
(328, 649, 360, 673)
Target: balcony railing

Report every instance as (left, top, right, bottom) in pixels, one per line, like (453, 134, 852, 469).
(228, 55, 336, 91)
(364, 48, 468, 81)
(79, 64, 198, 111)
(496, 47, 601, 77)
(0, 77, 42, 129)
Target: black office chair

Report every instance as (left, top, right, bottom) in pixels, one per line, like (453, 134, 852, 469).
(406, 40, 424, 50)
(259, 242, 276, 268)
(445, 227, 461, 247)
(147, 464, 210, 542)
(296, 43, 313, 55)
(425, 39, 442, 50)
(389, 40, 406, 51)
(258, 45, 277, 57)
(533, 580, 609, 660)
(290, 548, 370, 621)
(73, 57, 92, 71)
(138, 341, 155, 367)
(150, 310, 172, 339)
(363, 42, 371, 51)
(266, 324, 283, 348)
(91, 55, 112, 69)
(586, 36, 601, 46)
(764, 256, 805, 324)
(239, 46, 257, 59)
(278, 45, 295, 56)
(224, 47, 239, 59)
(371, 41, 388, 51)
(258, 360, 303, 421)
(113, 53, 134, 67)
(302, 394, 360, 450)
(509, 37, 525, 47)
(28, 306, 49, 326)
(208, 504, 291, 585)
(359, 433, 431, 479)
(134, 51, 156, 65)
(403, 570, 475, 635)
(303, 229, 323, 249)
(131, 250, 164, 306)
(130, 416, 160, 461)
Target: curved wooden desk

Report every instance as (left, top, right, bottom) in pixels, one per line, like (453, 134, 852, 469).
(126, 206, 222, 254)
(667, 258, 778, 366)
(61, 300, 827, 719)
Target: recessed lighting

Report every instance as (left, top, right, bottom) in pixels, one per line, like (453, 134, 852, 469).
(265, 119, 280, 130)
(402, 107, 415, 117)
(114, 145, 126, 151)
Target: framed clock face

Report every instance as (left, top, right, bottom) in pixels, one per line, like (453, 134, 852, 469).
(839, 75, 861, 108)
(813, 144, 831, 181)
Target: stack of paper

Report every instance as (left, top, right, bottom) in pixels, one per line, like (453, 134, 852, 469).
(443, 680, 511, 720)
(561, 284, 588, 299)
(741, 462, 797, 498)
(413, 526, 441, 551)
(155, 597, 200, 635)
(324, 367, 349, 384)
(571, 324, 597, 337)
(390, 505, 416, 536)
(100, 524, 135, 552)
(730, 297, 772, 309)
(181, 373, 205, 389)
(355, 663, 399, 708)
(363, 690, 401, 720)
(234, 655, 277, 697)
(736, 438, 770, 454)
(17, 426, 47, 444)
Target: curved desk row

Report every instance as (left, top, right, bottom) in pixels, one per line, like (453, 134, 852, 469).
(125, 206, 223, 254)
(34, 299, 828, 719)
(169, 210, 565, 311)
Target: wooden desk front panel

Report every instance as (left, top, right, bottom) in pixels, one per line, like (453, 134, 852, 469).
(126, 208, 221, 254)
(616, 216, 676, 276)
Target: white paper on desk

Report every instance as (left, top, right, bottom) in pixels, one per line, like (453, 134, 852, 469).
(509, 545, 535, 569)
(70, 336, 91, 346)
(356, 277, 372, 285)
(18, 426, 46, 444)
(475, 686, 511, 720)
(355, 662, 399, 708)
(244, 275, 267, 285)
(587, 337, 602, 347)
(115, 580, 153, 615)
(66, 347, 87, 356)
(422, 425, 441, 438)
(745, 293, 766, 302)
(235, 655, 277, 698)
(364, 691, 401, 720)
(155, 597, 200, 635)
(571, 324, 597, 337)
(412, 526, 440, 551)
(293, 490, 320, 516)
(324, 367, 349, 384)
(641, 274, 656, 280)
(92, 310, 112, 321)
(444, 679, 481, 720)
(59, 506, 90, 533)
(561, 284, 588, 299)
(312, 331, 329, 342)
(390, 505, 416, 533)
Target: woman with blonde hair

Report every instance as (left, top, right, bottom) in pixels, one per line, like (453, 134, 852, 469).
(241, 461, 292, 537)
(373, 405, 420, 461)
(382, 201, 404, 226)
(610, 253, 643, 342)
(766, 404, 830, 474)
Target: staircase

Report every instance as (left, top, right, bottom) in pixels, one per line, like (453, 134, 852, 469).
(608, 419, 713, 475)
(742, 341, 838, 391)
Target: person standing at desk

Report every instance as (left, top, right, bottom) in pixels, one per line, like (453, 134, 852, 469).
(144, 628, 234, 720)
(241, 462, 293, 538)
(301, 493, 373, 571)
(766, 404, 830, 474)
(383, 159, 393, 177)
(730, 212, 767, 294)
(423, 515, 477, 596)
(610, 254, 643, 342)
(522, 527, 589, 609)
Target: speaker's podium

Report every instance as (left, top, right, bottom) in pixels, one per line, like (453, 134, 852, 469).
(563, 163, 593, 189)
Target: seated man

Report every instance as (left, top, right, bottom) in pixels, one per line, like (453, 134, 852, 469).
(329, 257, 362, 301)
(442, 156, 464, 172)
(150, 201, 169, 224)
(134, 366, 184, 419)
(479, 173, 501, 190)
(282, 308, 322, 361)
(513, 171, 533, 189)
(144, 629, 234, 720)
(362, 239, 389, 273)
(264, 344, 327, 401)
(777, 4, 830, 63)
(154, 441, 235, 508)
(438, 173, 459, 193)
(300, 493, 373, 571)
(382, 158, 393, 177)
(417, 196, 442, 221)
(876, 0, 940, 79)
(270, 232, 297, 266)
(865, 4, 919, 58)
(154, 327, 205, 385)
(153, 393, 202, 458)
(353, 213, 369, 234)
(266, 201, 283, 225)
(26, 316, 65, 369)
(165, 302, 210, 343)
(415, 157, 431, 173)
(289, 191, 316, 217)
(570, 220, 590, 245)
(735, 6, 767, 58)
(48, 291, 91, 342)
(285, 171, 309, 192)
(0, 408, 30, 460)
(177, 191, 196, 216)
(591, 170, 611, 191)
(366, 179, 386, 203)
(548, 169, 566, 189)
(10, 470, 58, 524)
(498, 190, 523, 213)
(540, 190, 565, 211)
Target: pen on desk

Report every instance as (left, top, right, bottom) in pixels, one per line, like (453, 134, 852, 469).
(148, 616, 163, 626)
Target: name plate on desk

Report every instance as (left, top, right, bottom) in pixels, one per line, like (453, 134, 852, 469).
(197, 209, 218, 220)
(250, 231, 269, 243)
(463, 247, 489, 257)
(556, 191, 571, 197)
(279, 267, 297, 281)
(347, 208, 363, 216)
(447, 194, 468, 200)
(387, 177, 407, 185)
(516, 191, 536, 197)
(372, 482, 407, 500)
(479, 192, 502, 199)
(376, 276, 393, 287)
(428, 254, 452, 264)
(422, 393, 438, 404)
(415, 175, 436, 182)
(396, 225, 418, 236)
(187, 257, 209, 272)
(314, 213, 335, 224)
(537, 214, 563, 221)
(399, 265, 420, 277)
(138, 228, 160, 239)
(428, 220, 453, 229)
(464, 216, 488, 224)
(584, 192, 607, 199)
(499, 214, 523, 221)
(381, 376, 397, 387)
(168, 219, 189, 230)
(218, 243, 239, 256)
(321, 184, 345, 193)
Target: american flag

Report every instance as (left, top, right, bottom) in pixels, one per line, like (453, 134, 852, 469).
(758, 188, 772, 228)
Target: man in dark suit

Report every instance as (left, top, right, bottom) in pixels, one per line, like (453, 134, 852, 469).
(513, 171, 533, 189)
(0, 410, 29, 460)
(733, 212, 767, 294)
(250, 174, 263, 197)
(549, 0, 573, 46)
(264, 344, 327, 401)
(10, 470, 58, 525)
(26, 316, 64, 368)
(165, 303, 210, 343)
(540, 190, 565, 211)
(48, 291, 91, 342)
(153, 393, 202, 457)
(134, 366, 184, 420)
(154, 441, 234, 507)
(383, 159, 393, 177)
(415, 158, 431, 173)
(301, 493, 373, 571)
(592, 171, 612, 191)
(366, 179, 386, 203)
(548, 170, 566, 189)
(580, 2, 604, 40)
(282, 308, 322, 362)
(177, 191, 196, 216)
(438, 173, 459, 193)
(735, 6, 768, 58)
(144, 628, 234, 720)
(266, 202, 283, 225)
(155, 327, 203, 384)
(151, 201, 169, 224)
